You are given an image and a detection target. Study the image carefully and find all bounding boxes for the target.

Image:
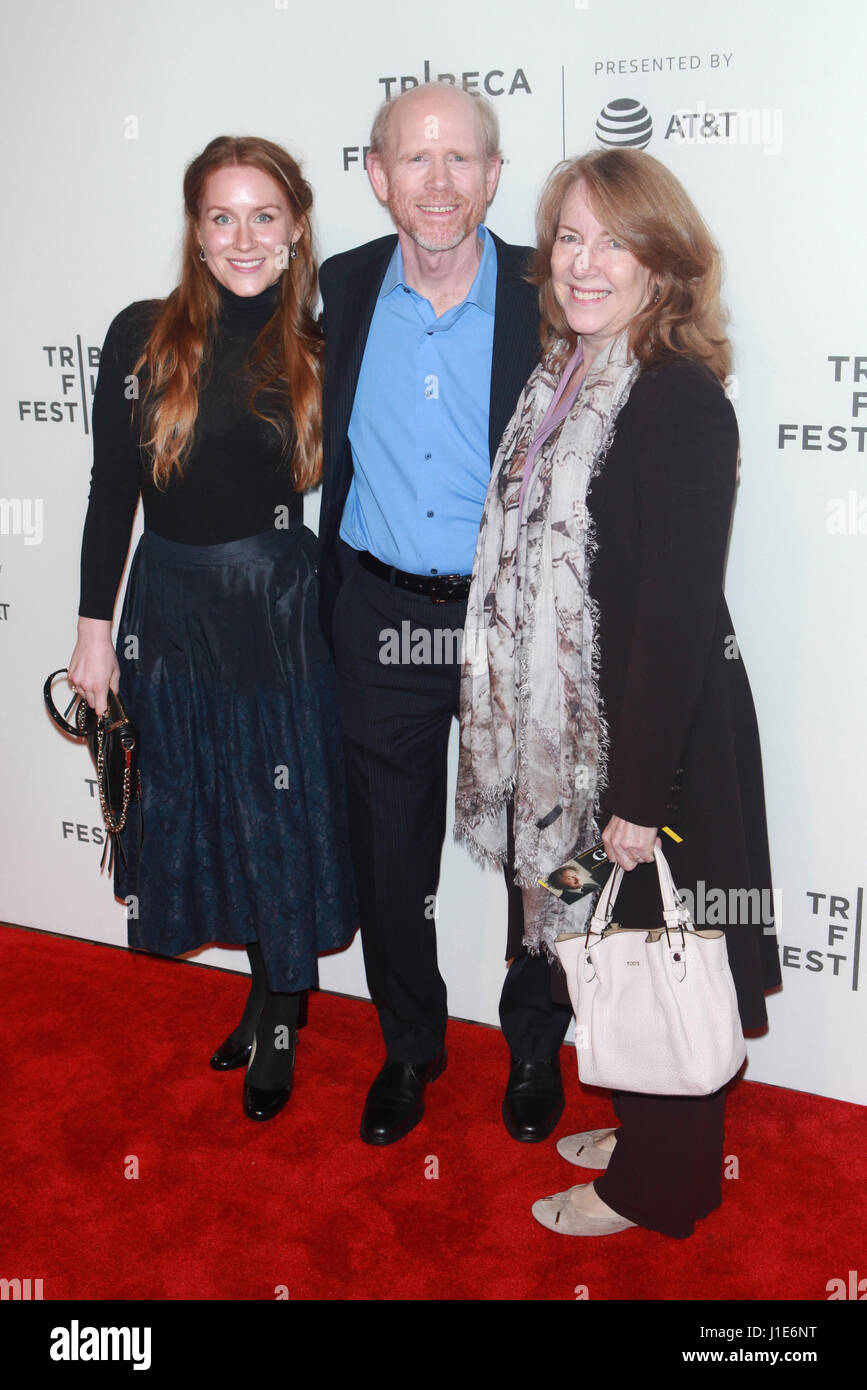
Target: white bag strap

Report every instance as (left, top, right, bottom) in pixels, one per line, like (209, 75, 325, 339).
(587, 845, 692, 938)
(653, 846, 688, 928)
(588, 862, 624, 934)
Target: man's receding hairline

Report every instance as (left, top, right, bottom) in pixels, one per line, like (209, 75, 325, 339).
(371, 82, 500, 164)
(385, 87, 482, 151)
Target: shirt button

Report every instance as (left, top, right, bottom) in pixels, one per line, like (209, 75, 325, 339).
(424, 452, 431, 460)
(427, 510, 434, 517)
(431, 568, 438, 575)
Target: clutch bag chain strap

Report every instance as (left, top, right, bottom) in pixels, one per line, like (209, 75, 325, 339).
(97, 714, 135, 835)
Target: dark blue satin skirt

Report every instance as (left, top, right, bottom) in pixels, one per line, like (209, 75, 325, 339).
(114, 525, 357, 991)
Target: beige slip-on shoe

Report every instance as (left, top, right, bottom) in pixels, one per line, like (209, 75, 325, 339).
(556, 1127, 618, 1169)
(531, 1182, 637, 1237)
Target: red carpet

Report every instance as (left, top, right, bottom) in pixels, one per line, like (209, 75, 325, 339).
(1, 923, 862, 1301)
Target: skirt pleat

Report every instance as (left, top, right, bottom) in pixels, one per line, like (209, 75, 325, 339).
(115, 525, 357, 991)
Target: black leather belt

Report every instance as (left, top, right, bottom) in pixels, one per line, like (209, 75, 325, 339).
(358, 550, 471, 603)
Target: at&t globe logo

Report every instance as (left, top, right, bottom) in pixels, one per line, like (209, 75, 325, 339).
(595, 97, 653, 150)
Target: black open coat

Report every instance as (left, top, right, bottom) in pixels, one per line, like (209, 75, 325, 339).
(583, 357, 781, 1031)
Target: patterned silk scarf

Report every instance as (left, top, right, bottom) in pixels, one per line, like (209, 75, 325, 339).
(455, 330, 640, 955)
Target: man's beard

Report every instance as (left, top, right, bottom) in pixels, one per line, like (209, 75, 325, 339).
(390, 188, 488, 253)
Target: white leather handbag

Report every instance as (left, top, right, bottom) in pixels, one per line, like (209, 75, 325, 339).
(554, 847, 746, 1096)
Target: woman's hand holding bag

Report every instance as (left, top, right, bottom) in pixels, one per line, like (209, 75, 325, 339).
(43, 668, 141, 870)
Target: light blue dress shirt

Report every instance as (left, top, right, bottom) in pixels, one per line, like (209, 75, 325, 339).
(339, 225, 497, 576)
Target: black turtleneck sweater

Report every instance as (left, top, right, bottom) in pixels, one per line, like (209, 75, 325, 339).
(79, 280, 302, 620)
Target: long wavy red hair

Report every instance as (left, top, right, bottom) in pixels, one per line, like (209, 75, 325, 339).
(135, 135, 322, 490)
(529, 148, 731, 383)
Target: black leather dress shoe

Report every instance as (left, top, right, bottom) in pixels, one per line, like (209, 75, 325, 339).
(209, 1036, 253, 1071)
(242, 1032, 296, 1122)
(502, 1057, 565, 1142)
(360, 1052, 447, 1145)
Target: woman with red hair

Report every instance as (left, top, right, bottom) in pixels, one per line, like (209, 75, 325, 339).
(457, 148, 780, 1238)
(68, 136, 356, 1122)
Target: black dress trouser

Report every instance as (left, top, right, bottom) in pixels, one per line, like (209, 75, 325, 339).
(331, 544, 571, 1064)
(594, 1085, 727, 1239)
(332, 546, 726, 1234)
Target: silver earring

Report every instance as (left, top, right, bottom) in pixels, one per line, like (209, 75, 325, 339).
(199, 245, 207, 262)
(289, 242, 297, 261)
(652, 283, 660, 303)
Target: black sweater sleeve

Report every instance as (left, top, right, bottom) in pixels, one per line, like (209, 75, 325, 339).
(602, 361, 738, 827)
(79, 302, 154, 620)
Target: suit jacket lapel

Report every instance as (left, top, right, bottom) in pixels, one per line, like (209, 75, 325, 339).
(333, 238, 395, 454)
(488, 232, 539, 465)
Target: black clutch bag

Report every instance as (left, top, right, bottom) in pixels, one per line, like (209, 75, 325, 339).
(43, 668, 142, 868)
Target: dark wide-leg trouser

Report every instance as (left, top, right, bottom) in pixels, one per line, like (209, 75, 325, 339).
(593, 1085, 727, 1238)
(332, 546, 570, 1064)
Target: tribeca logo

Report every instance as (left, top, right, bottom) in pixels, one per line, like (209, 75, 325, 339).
(0, 498, 43, 546)
(379, 622, 487, 672)
(62, 820, 110, 848)
(781, 889, 862, 990)
(779, 354, 867, 455)
(49, 1320, 152, 1370)
(0, 1277, 43, 1300)
(343, 58, 531, 170)
(377, 57, 531, 101)
(18, 339, 100, 434)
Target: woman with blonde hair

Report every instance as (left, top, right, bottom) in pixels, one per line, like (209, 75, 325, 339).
(68, 135, 356, 1122)
(457, 148, 780, 1237)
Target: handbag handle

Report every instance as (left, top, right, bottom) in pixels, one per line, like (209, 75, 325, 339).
(43, 668, 90, 738)
(44, 668, 127, 736)
(588, 846, 692, 938)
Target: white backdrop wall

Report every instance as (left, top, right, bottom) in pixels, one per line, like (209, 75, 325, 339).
(1, 0, 864, 1104)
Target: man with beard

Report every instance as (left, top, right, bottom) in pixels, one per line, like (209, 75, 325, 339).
(318, 81, 571, 1145)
